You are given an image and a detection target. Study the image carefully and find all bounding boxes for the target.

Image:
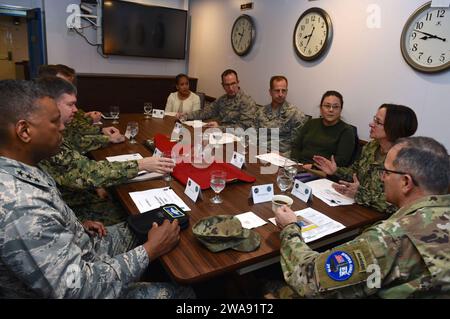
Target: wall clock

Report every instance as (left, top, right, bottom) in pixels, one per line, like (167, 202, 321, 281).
(400, 2, 450, 73)
(231, 14, 256, 56)
(293, 7, 333, 61)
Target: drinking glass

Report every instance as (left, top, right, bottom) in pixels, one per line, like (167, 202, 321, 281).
(236, 131, 249, 154)
(210, 170, 226, 204)
(276, 168, 293, 193)
(110, 105, 120, 124)
(144, 102, 153, 119)
(162, 151, 176, 183)
(179, 113, 187, 123)
(284, 158, 299, 179)
(126, 121, 139, 144)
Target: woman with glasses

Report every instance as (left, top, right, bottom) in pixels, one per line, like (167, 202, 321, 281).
(291, 90, 355, 166)
(313, 104, 418, 213)
(165, 73, 201, 114)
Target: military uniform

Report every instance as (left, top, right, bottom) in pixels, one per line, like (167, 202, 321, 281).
(279, 194, 450, 298)
(38, 141, 139, 224)
(0, 156, 194, 298)
(255, 102, 308, 156)
(64, 109, 110, 154)
(187, 90, 257, 130)
(334, 140, 396, 214)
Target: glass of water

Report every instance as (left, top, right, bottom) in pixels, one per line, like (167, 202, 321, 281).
(110, 105, 120, 124)
(210, 170, 226, 204)
(126, 121, 139, 144)
(276, 167, 293, 193)
(144, 102, 153, 119)
(284, 158, 299, 179)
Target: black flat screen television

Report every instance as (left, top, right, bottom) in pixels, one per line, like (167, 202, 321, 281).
(102, 0, 187, 59)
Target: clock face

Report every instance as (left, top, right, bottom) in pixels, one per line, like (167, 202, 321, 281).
(293, 8, 332, 61)
(401, 3, 450, 73)
(231, 15, 256, 56)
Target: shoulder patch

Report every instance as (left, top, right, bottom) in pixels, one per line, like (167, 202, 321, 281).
(315, 239, 377, 292)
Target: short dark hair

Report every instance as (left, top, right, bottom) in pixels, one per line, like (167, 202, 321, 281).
(55, 64, 76, 77)
(38, 65, 59, 78)
(393, 136, 449, 194)
(221, 69, 238, 83)
(270, 76, 288, 90)
(35, 76, 77, 100)
(175, 73, 189, 85)
(320, 90, 344, 109)
(0, 80, 49, 144)
(380, 104, 418, 142)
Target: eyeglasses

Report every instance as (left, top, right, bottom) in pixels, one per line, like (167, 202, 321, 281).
(377, 166, 418, 186)
(321, 104, 341, 110)
(372, 116, 384, 126)
(223, 82, 238, 88)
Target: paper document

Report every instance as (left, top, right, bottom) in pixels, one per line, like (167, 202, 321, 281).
(209, 132, 238, 145)
(129, 187, 191, 213)
(165, 112, 177, 117)
(183, 120, 207, 128)
(269, 207, 345, 243)
(101, 113, 116, 120)
(106, 153, 163, 182)
(306, 178, 355, 206)
(255, 153, 300, 167)
(235, 212, 267, 229)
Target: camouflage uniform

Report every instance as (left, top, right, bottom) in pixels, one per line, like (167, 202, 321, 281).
(38, 141, 139, 225)
(255, 102, 308, 156)
(187, 90, 258, 130)
(334, 140, 396, 214)
(0, 156, 194, 298)
(279, 194, 450, 298)
(64, 109, 110, 154)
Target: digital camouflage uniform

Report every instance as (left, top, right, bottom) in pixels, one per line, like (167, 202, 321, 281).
(255, 102, 309, 156)
(334, 140, 396, 214)
(38, 141, 140, 225)
(64, 109, 110, 154)
(278, 194, 450, 298)
(187, 90, 258, 130)
(0, 156, 194, 298)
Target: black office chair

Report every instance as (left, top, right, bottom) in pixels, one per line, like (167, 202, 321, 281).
(196, 92, 206, 109)
(349, 124, 362, 165)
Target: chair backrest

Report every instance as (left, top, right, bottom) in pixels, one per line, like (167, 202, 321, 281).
(196, 92, 206, 109)
(349, 125, 363, 164)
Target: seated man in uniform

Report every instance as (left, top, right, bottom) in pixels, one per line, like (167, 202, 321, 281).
(0, 79, 193, 298)
(180, 69, 258, 130)
(255, 75, 309, 156)
(274, 136, 450, 298)
(36, 77, 175, 225)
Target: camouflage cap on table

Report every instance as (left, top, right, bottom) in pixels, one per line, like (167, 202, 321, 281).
(192, 215, 261, 253)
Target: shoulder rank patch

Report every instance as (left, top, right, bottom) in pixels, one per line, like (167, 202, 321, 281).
(315, 239, 376, 291)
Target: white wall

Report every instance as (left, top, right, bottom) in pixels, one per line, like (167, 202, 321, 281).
(188, 0, 450, 150)
(44, 0, 189, 75)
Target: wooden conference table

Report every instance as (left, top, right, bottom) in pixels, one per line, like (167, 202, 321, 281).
(90, 114, 385, 284)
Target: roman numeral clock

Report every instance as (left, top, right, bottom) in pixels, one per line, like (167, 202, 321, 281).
(400, 2, 450, 73)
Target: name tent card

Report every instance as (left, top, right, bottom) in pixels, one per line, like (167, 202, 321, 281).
(291, 179, 313, 203)
(152, 109, 165, 118)
(153, 147, 163, 157)
(230, 152, 245, 169)
(184, 178, 202, 203)
(171, 122, 183, 141)
(251, 184, 274, 204)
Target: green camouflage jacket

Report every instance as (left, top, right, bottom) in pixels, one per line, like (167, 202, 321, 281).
(187, 90, 257, 130)
(38, 141, 139, 206)
(335, 140, 396, 214)
(255, 102, 308, 155)
(64, 109, 109, 154)
(280, 194, 450, 298)
(0, 156, 148, 298)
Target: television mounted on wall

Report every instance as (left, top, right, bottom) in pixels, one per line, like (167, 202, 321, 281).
(101, 0, 187, 59)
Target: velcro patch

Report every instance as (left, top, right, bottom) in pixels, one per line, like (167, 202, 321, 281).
(315, 239, 376, 292)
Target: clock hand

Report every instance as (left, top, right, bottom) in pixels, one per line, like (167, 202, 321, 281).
(414, 29, 446, 42)
(305, 26, 315, 49)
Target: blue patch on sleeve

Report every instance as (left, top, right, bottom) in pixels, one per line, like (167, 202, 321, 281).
(325, 251, 354, 281)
